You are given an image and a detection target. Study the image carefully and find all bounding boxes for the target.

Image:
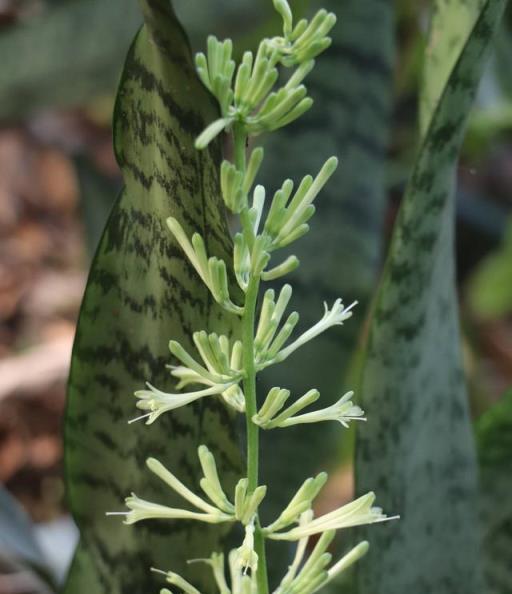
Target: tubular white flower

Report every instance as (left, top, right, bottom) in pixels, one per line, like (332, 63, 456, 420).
(254, 388, 319, 429)
(168, 366, 246, 414)
(261, 255, 300, 281)
(273, 0, 293, 36)
(282, 529, 334, 593)
(254, 284, 299, 364)
(276, 541, 368, 594)
(131, 382, 236, 425)
(270, 8, 337, 67)
(252, 386, 291, 427)
(112, 493, 232, 525)
(221, 384, 246, 412)
(271, 157, 338, 248)
(195, 36, 235, 117)
(167, 217, 243, 315)
(246, 87, 313, 134)
(195, 116, 234, 149)
(234, 232, 251, 290)
(268, 492, 398, 541)
(250, 185, 266, 235)
(264, 473, 327, 534)
(236, 520, 259, 574)
(169, 339, 228, 385)
(107, 446, 235, 524)
(228, 549, 258, 594)
(221, 160, 245, 213)
(234, 478, 267, 524)
(284, 59, 315, 90)
(146, 457, 219, 514)
(275, 390, 366, 429)
(106, 453, 236, 527)
(269, 299, 357, 365)
(198, 445, 235, 514)
(169, 364, 219, 390)
(243, 147, 265, 195)
(191, 332, 243, 380)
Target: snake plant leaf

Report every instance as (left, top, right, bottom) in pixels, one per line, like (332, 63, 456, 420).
(63, 2, 242, 593)
(259, 0, 395, 519)
(476, 389, 512, 594)
(420, 0, 489, 136)
(354, 1, 506, 593)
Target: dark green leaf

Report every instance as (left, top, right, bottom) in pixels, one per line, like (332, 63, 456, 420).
(64, 2, 242, 593)
(354, 2, 506, 593)
(476, 389, 512, 594)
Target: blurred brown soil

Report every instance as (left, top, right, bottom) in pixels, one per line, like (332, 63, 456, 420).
(0, 115, 117, 524)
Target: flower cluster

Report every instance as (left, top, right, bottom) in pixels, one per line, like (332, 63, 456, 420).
(110, 1, 397, 593)
(109, 448, 395, 593)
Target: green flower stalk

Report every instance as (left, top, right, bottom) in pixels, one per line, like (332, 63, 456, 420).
(109, 1, 397, 592)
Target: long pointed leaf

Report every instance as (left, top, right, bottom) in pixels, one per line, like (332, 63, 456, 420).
(64, 3, 241, 593)
(354, 1, 506, 593)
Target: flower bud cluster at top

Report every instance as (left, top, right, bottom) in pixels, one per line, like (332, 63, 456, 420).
(109, 2, 397, 593)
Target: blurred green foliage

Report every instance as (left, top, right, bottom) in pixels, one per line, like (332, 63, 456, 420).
(468, 217, 512, 319)
(355, 3, 506, 594)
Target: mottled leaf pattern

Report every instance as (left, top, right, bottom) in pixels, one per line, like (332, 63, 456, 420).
(476, 389, 512, 594)
(420, 0, 487, 135)
(64, 2, 242, 593)
(354, 1, 506, 593)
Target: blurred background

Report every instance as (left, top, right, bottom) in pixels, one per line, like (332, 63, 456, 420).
(0, 1, 511, 593)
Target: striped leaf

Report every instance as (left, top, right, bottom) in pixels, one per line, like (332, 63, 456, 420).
(354, 1, 506, 593)
(476, 389, 512, 594)
(63, 2, 241, 593)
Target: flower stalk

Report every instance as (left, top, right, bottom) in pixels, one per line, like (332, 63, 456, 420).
(109, 2, 397, 592)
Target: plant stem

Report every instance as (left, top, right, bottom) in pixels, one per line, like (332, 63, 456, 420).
(242, 272, 268, 594)
(235, 122, 269, 594)
(242, 275, 261, 493)
(233, 122, 247, 171)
